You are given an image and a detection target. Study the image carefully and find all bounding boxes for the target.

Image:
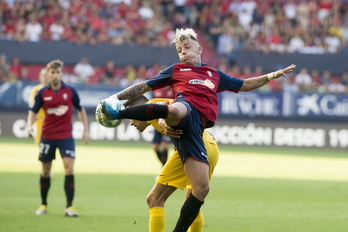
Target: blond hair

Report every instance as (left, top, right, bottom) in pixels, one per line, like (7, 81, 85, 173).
(171, 28, 199, 45)
(46, 59, 64, 70)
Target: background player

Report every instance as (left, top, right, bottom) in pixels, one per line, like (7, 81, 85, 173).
(27, 59, 89, 217)
(151, 86, 175, 166)
(124, 95, 219, 232)
(28, 68, 48, 145)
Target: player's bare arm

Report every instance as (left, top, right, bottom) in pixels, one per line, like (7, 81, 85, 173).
(27, 111, 37, 137)
(111, 82, 152, 100)
(240, 64, 296, 92)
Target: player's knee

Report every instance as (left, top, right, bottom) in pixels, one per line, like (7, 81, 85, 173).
(201, 184, 210, 197)
(195, 184, 210, 200)
(167, 104, 185, 119)
(146, 192, 155, 207)
(146, 192, 165, 208)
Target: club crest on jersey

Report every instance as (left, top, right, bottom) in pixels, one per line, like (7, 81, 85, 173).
(63, 93, 68, 100)
(189, 79, 215, 89)
(207, 71, 212, 77)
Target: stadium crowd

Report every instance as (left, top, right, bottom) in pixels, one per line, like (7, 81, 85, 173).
(0, 0, 347, 93)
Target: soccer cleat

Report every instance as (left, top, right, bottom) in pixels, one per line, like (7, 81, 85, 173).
(65, 206, 79, 217)
(36, 205, 47, 215)
(101, 99, 120, 119)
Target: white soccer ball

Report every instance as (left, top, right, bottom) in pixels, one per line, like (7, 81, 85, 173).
(95, 98, 125, 128)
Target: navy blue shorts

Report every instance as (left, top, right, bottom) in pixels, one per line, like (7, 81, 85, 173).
(170, 99, 208, 165)
(39, 137, 75, 162)
(152, 129, 171, 143)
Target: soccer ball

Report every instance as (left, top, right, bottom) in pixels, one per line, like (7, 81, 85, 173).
(95, 98, 124, 128)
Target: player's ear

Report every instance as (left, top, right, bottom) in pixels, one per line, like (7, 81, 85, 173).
(197, 45, 202, 55)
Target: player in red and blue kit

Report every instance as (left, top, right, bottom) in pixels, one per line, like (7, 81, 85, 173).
(27, 59, 89, 217)
(101, 28, 296, 231)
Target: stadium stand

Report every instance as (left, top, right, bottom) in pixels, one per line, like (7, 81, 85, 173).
(0, 0, 347, 93)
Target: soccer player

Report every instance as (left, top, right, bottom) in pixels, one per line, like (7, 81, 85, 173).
(28, 68, 48, 145)
(124, 95, 219, 232)
(27, 59, 89, 217)
(151, 87, 175, 166)
(101, 28, 296, 231)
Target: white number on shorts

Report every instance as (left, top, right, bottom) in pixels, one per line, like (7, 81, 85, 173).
(39, 143, 50, 155)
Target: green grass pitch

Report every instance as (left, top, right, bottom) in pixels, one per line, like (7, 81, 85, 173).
(0, 137, 347, 232)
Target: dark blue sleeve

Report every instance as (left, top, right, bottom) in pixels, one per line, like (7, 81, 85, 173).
(30, 89, 44, 113)
(71, 87, 82, 110)
(216, 69, 244, 93)
(145, 64, 175, 89)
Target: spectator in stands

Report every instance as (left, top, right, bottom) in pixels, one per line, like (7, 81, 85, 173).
(324, 33, 341, 54)
(310, 69, 322, 91)
(208, 16, 223, 49)
(73, 57, 95, 84)
(0, 54, 10, 82)
(120, 64, 136, 88)
(288, 32, 305, 53)
(320, 70, 332, 86)
(100, 60, 119, 85)
(138, 1, 155, 20)
(135, 64, 148, 83)
(145, 63, 161, 79)
(328, 77, 345, 93)
(295, 68, 312, 92)
(283, 73, 299, 93)
(49, 19, 65, 41)
(341, 71, 348, 88)
(62, 69, 79, 85)
(13, 17, 27, 43)
(217, 26, 234, 57)
(20, 66, 30, 81)
(25, 13, 43, 42)
(2, 18, 16, 40)
(9, 56, 23, 80)
(283, 0, 297, 26)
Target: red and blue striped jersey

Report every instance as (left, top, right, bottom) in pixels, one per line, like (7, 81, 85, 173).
(29, 82, 82, 140)
(146, 63, 243, 127)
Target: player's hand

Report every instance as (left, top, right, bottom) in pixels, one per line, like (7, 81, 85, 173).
(27, 126, 34, 137)
(159, 119, 182, 138)
(273, 64, 296, 79)
(83, 130, 89, 145)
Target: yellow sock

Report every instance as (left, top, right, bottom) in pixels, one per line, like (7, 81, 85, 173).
(149, 207, 166, 232)
(188, 211, 204, 232)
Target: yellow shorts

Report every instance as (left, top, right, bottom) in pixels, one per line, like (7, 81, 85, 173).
(157, 130, 219, 190)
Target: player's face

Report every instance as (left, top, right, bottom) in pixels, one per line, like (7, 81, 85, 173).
(176, 39, 202, 66)
(47, 67, 63, 87)
(39, 69, 48, 85)
(129, 119, 148, 132)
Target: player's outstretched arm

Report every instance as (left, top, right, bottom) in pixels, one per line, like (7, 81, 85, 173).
(110, 81, 152, 100)
(240, 64, 296, 92)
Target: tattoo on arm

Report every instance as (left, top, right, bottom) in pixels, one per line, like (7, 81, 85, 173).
(240, 75, 269, 92)
(116, 82, 152, 100)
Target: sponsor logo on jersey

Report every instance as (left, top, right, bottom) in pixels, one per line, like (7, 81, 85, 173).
(189, 79, 215, 89)
(44, 97, 52, 101)
(180, 68, 192, 71)
(47, 105, 69, 116)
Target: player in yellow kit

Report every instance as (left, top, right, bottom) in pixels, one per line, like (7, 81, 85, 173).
(124, 96, 219, 232)
(28, 68, 48, 144)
